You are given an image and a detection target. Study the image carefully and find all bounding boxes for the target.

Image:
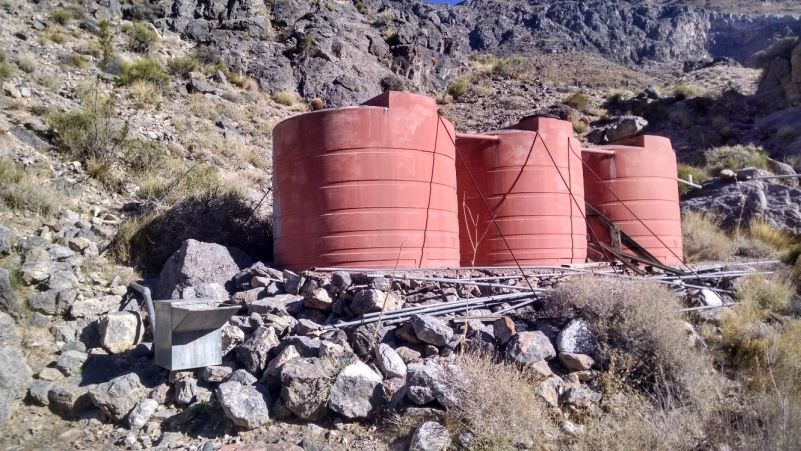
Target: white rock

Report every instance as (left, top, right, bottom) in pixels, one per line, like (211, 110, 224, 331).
(99, 311, 144, 354)
(375, 343, 407, 379)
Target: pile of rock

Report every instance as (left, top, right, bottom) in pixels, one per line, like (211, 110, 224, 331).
(19, 238, 605, 448)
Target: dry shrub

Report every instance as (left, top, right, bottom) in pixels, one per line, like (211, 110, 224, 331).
(682, 213, 735, 262)
(550, 276, 716, 407)
(735, 274, 795, 313)
(129, 80, 161, 109)
(444, 352, 557, 449)
(748, 219, 796, 252)
(271, 90, 298, 106)
(704, 144, 769, 175)
(0, 158, 65, 216)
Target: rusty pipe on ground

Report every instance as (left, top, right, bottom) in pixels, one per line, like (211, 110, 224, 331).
(455, 132, 501, 142)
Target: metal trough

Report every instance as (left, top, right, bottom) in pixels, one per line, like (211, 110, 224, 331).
(153, 299, 239, 371)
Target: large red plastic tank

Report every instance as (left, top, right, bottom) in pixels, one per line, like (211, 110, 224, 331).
(455, 116, 587, 266)
(272, 91, 460, 270)
(582, 135, 684, 265)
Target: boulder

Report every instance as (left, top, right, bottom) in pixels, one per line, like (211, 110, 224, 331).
(88, 373, 147, 421)
(27, 380, 53, 406)
(505, 331, 556, 365)
(99, 311, 144, 354)
(216, 381, 271, 429)
(199, 365, 233, 383)
(561, 385, 602, 408)
(327, 361, 383, 419)
(261, 344, 300, 386)
(70, 295, 122, 318)
(406, 360, 463, 409)
(411, 315, 454, 347)
(375, 343, 407, 379)
(605, 115, 648, 143)
(228, 369, 258, 385)
(409, 421, 452, 451)
(556, 320, 597, 355)
(156, 239, 253, 299)
(493, 316, 516, 345)
(20, 247, 50, 285)
(128, 398, 158, 431)
(48, 384, 91, 419)
(280, 357, 339, 421)
(303, 288, 333, 311)
(0, 268, 22, 317)
(558, 353, 595, 371)
(236, 326, 280, 374)
(55, 350, 88, 376)
(350, 289, 404, 316)
(0, 313, 32, 423)
(0, 225, 14, 256)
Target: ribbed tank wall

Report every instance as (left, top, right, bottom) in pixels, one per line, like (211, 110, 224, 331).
(582, 135, 684, 265)
(272, 91, 460, 270)
(456, 117, 587, 266)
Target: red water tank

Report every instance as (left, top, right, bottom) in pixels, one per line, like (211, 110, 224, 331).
(272, 91, 460, 270)
(456, 116, 587, 266)
(582, 135, 684, 265)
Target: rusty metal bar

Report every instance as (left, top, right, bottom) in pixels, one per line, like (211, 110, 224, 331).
(455, 132, 501, 142)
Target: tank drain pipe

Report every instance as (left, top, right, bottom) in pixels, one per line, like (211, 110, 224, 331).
(455, 133, 501, 142)
(129, 282, 156, 337)
(580, 148, 616, 155)
(677, 177, 702, 189)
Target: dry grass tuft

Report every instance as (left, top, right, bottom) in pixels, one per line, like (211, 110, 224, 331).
(682, 213, 736, 262)
(129, 80, 162, 109)
(271, 90, 298, 106)
(0, 158, 65, 216)
(735, 274, 795, 313)
(748, 219, 795, 251)
(444, 352, 557, 449)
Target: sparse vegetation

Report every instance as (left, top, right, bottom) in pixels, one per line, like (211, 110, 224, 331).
(271, 90, 298, 106)
(123, 21, 159, 53)
(705, 144, 769, 175)
(682, 213, 736, 262)
(0, 158, 65, 216)
(69, 53, 88, 68)
(447, 77, 469, 99)
(118, 58, 169, 87)
(677, 163, 709, 194)
(98, 19, 114, 69)
(673, 83, 703, 99)
(167, 56, 201, 79)
(15, 54, 35, 74)
(564, 92, 592, 112)
(0, 51, 13, 80)
(128, 80, 162, 109)
(49, 8, 73, 25)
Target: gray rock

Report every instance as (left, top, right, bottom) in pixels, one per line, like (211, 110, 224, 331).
(236, 326, 280, 374)
(328, 361, 383, 419)
(303, 288, 333, 311)
(558, 353, 595, 371)
(375, 343, 407, 379)
(99, 311, 144, 354)
(411, 315, 454, 347)
(767, 159, 799, 187)
(409, 421, 451, 451)
(55, 350, 88, 376)
(173, 378, 199, 405)
(0, 313, 32, 424)
(20, 247, 50, 285)
(406, 359, 462, 409)
(221, 323, 245, 356)
(0, 268, 23, 317)
(350, 289, 404, 316)
(156, 239, 252, 299)
(395, 323, 422, 344)
(248, 294, 304, 315)
(556, 320, 597, 356)
(0, 225, 15, 256)
(199, 365, 233, 383)
(88, 373, 146, 421)
(295, 318, 322, 335)
(188, 78, 217, 94)
(605, 116, 648, 143)
(227, 369, 257, 385)
(493, 316, 516, 345)
(70, 295, 122, 318)
(505, 331, 556, 365)
(27, 380, 53, 406)
(261, 344, 300, 386)
(331, 272, 352, 291)
(128, 398, 158, 431)
(280, 357, 339, 421)
(395, 346, 422, 364)
(561, 385, 602, 408)
(282, 270, 304, 294)
(48, 384, 91, 419)
(216, 381, 271, 429)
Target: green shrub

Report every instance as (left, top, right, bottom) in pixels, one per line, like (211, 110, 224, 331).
(353, 0, 366, 14)
(123, 21, 159, 53)
(704, 144, 769, 175)
(447, 77, 469, 98)
(98, 19, 114, 69)
(49, 91, 128, 162)
(118, 58, 169, 87)
(564, 91, 592, 111)
(49, 8, 73, 25)
(167, 56, 201, 79)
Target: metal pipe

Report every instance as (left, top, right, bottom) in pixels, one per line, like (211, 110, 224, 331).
(455, 132, 501, 142)
(129, 282, 156, 337)
(312, 263, 611, 273)
(658, 271, 773, 281)
(581, 148, 616, 155)
(679, 303, 736, 313)
(678, 177, 702, 189)
(370, 274, 545, 292)
(359, 292, 535, 319)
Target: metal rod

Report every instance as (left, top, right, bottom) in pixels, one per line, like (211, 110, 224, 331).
(359, 292, 535, 319)
(658, 271, 772, 281)
(581, 148, 616, 155)
(312, 263, 612, 273)
(495, 298, 538, 314)
(129, 283, 156, 337)
(371, 274, 545, 292)
(455, 132, 501, 142)
(747, 175, 801, 181)
(679, 303, 736, 312)
(678, 177, 702, 188)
